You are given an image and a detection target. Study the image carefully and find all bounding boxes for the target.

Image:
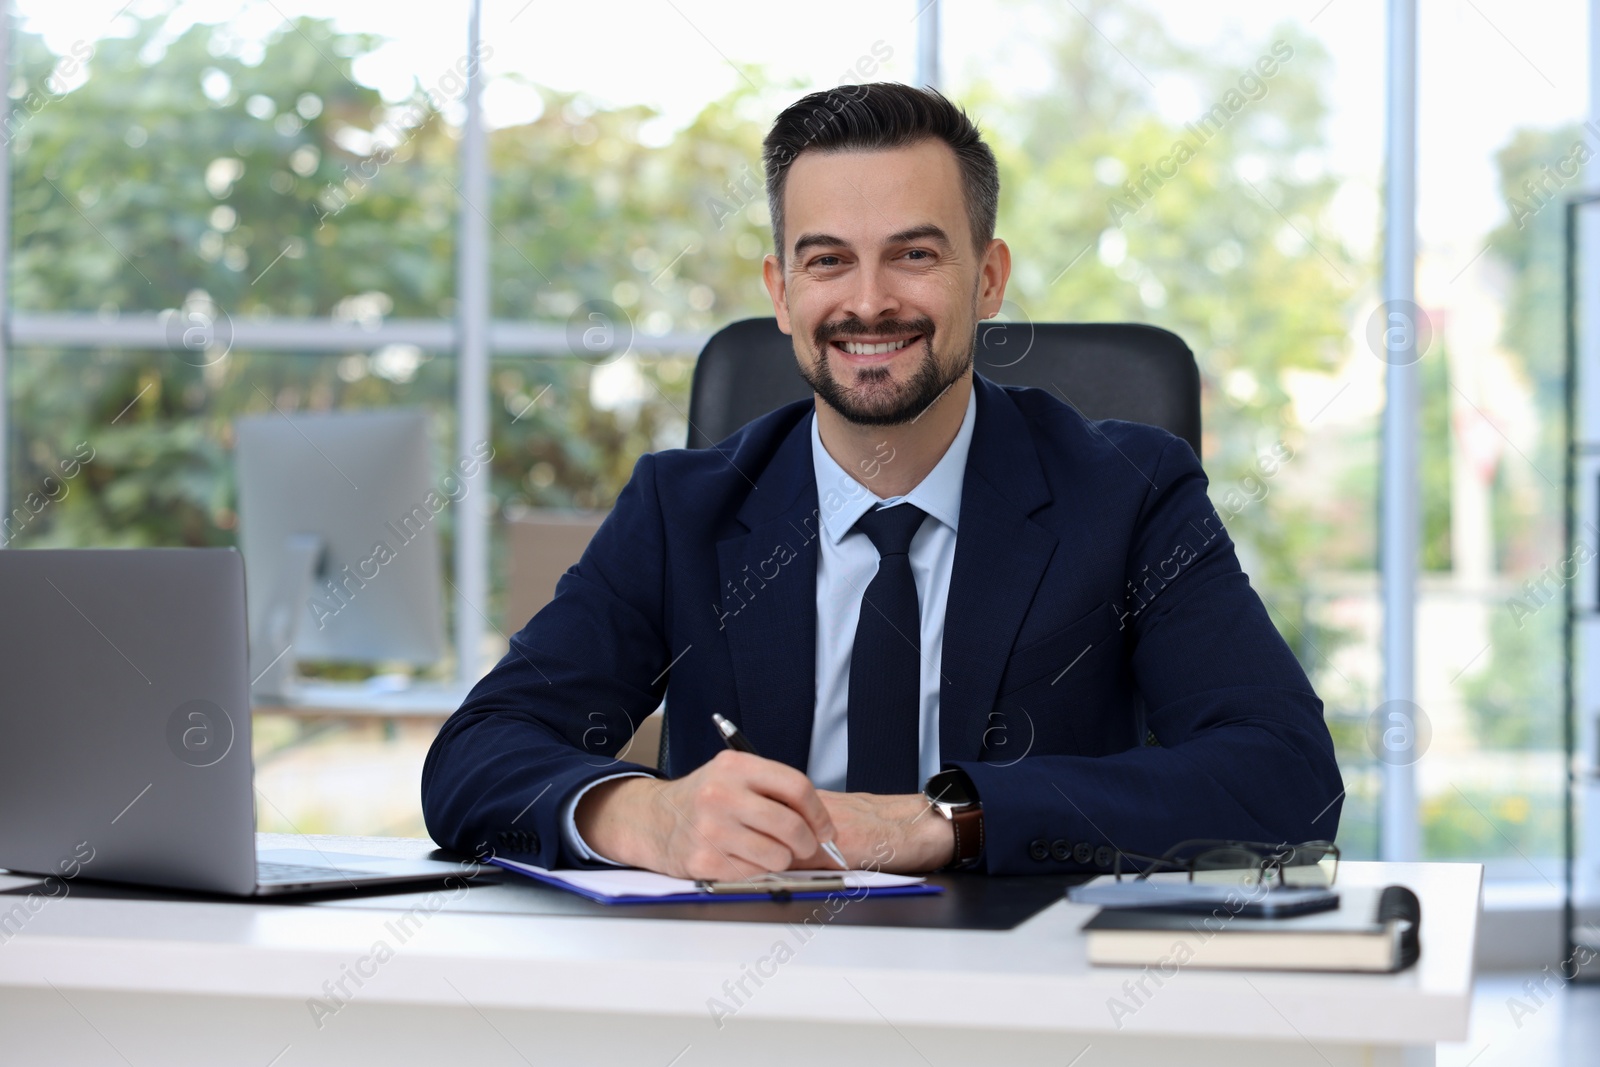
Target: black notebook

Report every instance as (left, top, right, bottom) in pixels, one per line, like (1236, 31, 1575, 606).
(1081, 885, 1421, 973)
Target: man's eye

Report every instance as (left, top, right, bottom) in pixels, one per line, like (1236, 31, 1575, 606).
(904, 249, 930, 260)
(814, 255, 842, 267)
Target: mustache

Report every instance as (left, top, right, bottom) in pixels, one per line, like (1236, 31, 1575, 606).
(813, 317, 935, 349)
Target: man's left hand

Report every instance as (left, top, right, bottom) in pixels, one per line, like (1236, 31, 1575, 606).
(790, 790, 954, 873)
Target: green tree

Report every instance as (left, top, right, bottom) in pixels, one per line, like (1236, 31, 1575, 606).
(7, 4, 1389, 840)
(963, 2, 1363, 678)
(1483, 123, 1575, 570)
(9, 15, 460, 554)
(1448, 122, 1581, 754)
(11, 6, 1369, 671)
(1419, 346, 1453, 572)
(1460, 600, 1562, 750)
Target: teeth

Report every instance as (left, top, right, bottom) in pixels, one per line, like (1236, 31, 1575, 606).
(839, 338, 913, 355)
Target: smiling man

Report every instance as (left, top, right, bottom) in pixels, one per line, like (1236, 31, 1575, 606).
(422, 83, 1343, 878)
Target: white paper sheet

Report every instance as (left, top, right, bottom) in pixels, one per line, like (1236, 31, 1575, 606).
(494, 860, 927, 900)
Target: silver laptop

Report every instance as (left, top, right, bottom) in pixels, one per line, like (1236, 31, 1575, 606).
(0, 548, 464, 896)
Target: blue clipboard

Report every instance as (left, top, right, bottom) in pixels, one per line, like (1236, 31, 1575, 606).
(488, 857, 944, 905)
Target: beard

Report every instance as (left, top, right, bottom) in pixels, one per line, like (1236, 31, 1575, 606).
(798, 314, 974, 426)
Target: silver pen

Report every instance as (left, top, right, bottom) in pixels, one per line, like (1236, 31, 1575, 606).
(711, 713, 849, 871)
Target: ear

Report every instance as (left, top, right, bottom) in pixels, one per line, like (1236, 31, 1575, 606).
(976, 238, 1011, 319)
(762, 254, 792, 334)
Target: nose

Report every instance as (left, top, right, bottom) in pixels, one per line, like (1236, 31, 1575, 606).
(836, 258, 901, 327)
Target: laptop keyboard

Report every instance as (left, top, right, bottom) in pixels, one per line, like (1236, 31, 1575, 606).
(257, 860, 369, 883)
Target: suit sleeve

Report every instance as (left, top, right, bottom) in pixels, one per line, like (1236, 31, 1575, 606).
(421, 452, 671, 867)
(953, 436, 1345, 875)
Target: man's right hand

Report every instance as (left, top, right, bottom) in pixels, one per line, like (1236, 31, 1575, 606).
(573, 750, 838, 879)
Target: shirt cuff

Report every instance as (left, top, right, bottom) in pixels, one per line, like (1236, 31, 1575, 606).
(560, 771, 657, 866)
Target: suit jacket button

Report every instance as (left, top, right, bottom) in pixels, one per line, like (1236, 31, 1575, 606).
(1073, 842, 1094, 865)
(1094, 845, 1114, 869)
(1028, 839, 1049, 862)
(1050, 839, 1072, 862)
(528, 831, 541, 853)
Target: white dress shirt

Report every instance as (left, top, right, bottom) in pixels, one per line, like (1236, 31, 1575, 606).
(561, 386, 977, 863)
(805, 385, 975, 789)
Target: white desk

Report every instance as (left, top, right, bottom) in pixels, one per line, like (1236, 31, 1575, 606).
(0, 839, 1479, 1067)
(253, 680, 472, 720)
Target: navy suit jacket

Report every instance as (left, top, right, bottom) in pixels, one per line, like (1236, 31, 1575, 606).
(422, 374, 1344, 875)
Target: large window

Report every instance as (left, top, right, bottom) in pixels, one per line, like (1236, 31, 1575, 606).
(946, 0, 1384, 853)
(4, 0, 1589, 875)
(1409, 0, 1585, 883)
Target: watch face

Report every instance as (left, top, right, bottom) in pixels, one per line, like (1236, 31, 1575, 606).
(927, 769, 974, 807)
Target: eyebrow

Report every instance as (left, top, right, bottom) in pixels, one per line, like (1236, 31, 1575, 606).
(790, 224, 954, 259)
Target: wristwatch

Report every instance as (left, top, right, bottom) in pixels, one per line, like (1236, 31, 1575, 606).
(924, 768, 983, 870)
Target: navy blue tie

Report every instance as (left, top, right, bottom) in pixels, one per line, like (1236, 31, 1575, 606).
(846, 503, 928, 794)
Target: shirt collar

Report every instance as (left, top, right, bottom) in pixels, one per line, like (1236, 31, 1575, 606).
(810, 384, 977, 546)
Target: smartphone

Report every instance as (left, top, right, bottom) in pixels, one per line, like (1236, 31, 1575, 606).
(1070, 881, 1340, 918)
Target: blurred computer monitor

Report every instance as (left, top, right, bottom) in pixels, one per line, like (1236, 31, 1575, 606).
(234, 407, 446, 698)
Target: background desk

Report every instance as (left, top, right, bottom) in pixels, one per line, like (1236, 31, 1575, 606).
(0, 839, 1479, 1067)
(252, 680, 471, 721)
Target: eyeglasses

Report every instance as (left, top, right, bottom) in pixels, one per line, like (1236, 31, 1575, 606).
(1111, 839, 1339, 889)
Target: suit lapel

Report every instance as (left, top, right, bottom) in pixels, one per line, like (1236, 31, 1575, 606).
(715, 413, 821, 772)
(939, 376, 1058, 765)
(713, 377, 1056, 775)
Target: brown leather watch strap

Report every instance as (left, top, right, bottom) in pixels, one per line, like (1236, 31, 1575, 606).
(947, 804, 984, 869)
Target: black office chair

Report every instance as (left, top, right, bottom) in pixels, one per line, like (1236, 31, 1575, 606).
(686, 318, 1201, 455)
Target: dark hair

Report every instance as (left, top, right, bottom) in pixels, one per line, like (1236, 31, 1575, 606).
(761, 82, 999, 262)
